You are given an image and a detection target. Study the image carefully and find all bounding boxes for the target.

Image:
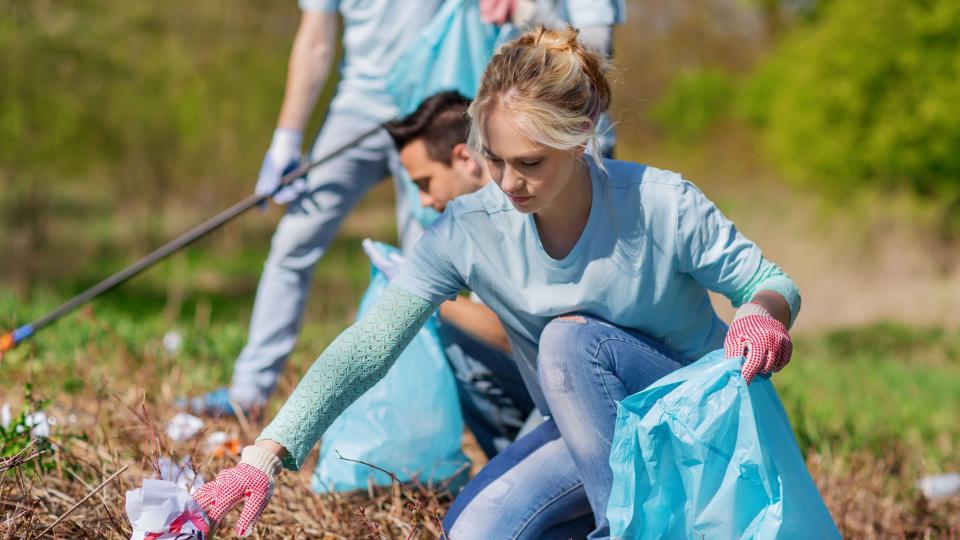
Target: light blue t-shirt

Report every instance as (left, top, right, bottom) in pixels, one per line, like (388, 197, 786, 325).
(537, 0, 626, 28)
(299, 0, 444, 121)
(395, 158, 772, 411)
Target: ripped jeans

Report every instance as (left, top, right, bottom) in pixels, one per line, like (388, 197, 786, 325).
(443, 315, 689, 540)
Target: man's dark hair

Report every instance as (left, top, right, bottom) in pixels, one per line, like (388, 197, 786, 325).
(385, 91, 471, 165)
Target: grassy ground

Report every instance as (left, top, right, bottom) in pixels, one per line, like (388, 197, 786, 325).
(4, 1, 959, 537)
(2, 181, 960, 538)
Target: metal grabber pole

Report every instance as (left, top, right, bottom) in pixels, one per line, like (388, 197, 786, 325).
(0, 124, 384, 355)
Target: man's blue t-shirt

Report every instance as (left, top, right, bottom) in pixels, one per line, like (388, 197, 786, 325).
(299, 0, 444, 121)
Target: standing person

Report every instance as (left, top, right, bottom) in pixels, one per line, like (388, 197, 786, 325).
(193, 27, 800, 539)
(185, 0, 444, 415)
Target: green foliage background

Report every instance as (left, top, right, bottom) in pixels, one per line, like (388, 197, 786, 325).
(745, 0, 960, 199)
(651, 69, 736, 144)
(0, 1, 299, 192)
(652, 0, 960, 208)
(0, 1, 337, 292)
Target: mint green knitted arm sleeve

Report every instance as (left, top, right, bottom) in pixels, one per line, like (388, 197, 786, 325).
(257, 284, 438, 470)
(729, 257, 802, 328)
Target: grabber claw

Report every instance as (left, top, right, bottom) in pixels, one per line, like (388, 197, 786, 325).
(0, 332, 14, 354)
(0, 325, 34, 354)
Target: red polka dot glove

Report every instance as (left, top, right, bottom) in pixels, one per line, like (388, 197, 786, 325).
(724, 302, 793, 384)
(193, 445, 282, 538)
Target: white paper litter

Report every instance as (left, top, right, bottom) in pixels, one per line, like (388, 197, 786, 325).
(156, 456, 205, 491)
(26, 411, 50, 437)
(162, 331, 184, 355)
(1, 402, 51, 438)
(166, 412, 204, 442)
(125, 479, 210, 540)
(917, 473, 960, 499)
(202, 431, 228, 453)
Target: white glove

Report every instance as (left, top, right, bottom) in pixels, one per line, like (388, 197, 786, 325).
(361, 239, 406, 281)
(255, 128, 304, 205)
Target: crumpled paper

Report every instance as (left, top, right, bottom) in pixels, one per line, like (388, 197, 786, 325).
(202, 431, 240, 458)
(162, 331, 183, 355)
(25, 410, 51, 437)
(156, 456, 205, 491)
(166, 412, 203, 442)
(126, 479, 210, 540)
(1, 402, 52, 438)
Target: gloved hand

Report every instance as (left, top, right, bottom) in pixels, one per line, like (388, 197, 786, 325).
(724, 302, 792, 384)
(193, 445, 282, 537)
(255, 128, 305, 205)
(479, 0, 515, 24)
(361, 238, 406, 281)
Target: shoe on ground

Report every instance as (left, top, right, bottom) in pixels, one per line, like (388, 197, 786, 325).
(177, 387, 248, 418)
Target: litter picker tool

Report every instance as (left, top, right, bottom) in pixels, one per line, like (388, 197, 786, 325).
(0, 125, 384, 354)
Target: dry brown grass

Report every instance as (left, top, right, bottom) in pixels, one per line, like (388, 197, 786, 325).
(2, 392, 958, 539)
(811, 453, 960, 539)
(0, 394, 454, 539)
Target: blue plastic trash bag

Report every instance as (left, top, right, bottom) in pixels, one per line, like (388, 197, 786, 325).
(313, 243, 469, 493)
(607, 350, 840, 539)
(386, 0, 510, 229)
(385, 0, 505, 116)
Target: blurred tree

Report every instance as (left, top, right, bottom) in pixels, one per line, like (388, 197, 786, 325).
(0, 1, 300, 195)
(741, 0, 960, 213)
(0, 1, 347, 286)
(650, 68, 736, 143)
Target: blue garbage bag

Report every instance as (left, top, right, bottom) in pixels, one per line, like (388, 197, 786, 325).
(385, 0, 510, 229)
(313, 243, 469, 493)
(385, 0, 505, 116)
(607, 350, 840, 539)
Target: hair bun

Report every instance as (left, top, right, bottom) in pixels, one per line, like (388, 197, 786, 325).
(532, 26, 579, 53)
(469, 25, 613, 159)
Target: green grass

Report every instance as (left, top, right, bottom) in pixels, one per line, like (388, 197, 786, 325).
(2, 202, 958, 538)
(5, 274, 959, 472)
(1, 180, 398, 402)
(2, 239, 377, 394)
(778, 323, 960, 472)
(2, 176, 957, 474)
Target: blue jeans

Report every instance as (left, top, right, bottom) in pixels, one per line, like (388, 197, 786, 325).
(444, 315, 688, 540)
(439, 322, 536, 458)
(229, 112, 422, 406)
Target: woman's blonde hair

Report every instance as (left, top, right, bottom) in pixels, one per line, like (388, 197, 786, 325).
(468, 26, 612, 160)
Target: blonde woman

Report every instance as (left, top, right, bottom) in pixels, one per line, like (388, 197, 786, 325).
(194, 27, 800, 539)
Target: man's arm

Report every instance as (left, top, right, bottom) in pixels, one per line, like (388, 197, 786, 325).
(439, 296, 512, 354)
(277, 10, 338, 132)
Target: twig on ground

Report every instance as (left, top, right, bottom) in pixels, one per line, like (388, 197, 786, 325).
(39, 464, 129, 536)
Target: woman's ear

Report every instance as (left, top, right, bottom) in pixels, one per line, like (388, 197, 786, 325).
(574, 141, 588, 159)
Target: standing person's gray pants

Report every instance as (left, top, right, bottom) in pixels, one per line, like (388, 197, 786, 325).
(229, 112, 423, 406)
